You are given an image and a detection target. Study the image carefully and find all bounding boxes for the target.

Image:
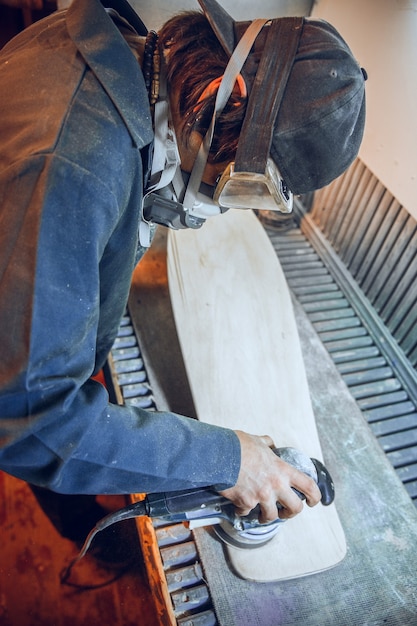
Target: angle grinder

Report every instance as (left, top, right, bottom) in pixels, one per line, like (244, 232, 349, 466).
(75, 447, 335, 560)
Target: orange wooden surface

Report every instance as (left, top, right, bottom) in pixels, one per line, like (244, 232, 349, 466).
(0, 471, 160, 626)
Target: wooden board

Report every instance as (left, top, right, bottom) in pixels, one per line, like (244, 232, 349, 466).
(167, 209, 346, 582)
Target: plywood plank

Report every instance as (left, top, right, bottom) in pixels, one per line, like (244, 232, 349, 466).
(167, 209, 346, 582)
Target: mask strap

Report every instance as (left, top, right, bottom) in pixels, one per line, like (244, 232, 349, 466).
(181, 18, 268, 211)
(140, 56, 181, 246)
(234, 17, 303, 175)
(194, 73, 247, 110)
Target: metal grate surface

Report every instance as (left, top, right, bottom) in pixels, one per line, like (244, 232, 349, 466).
(109, 315, 218, 626)
(310, 159, 417, 369)
(266, 221, 417, 508)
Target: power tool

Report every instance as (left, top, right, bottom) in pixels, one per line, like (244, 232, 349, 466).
(75, 447, 335, 561)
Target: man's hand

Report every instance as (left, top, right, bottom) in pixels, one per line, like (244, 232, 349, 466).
(220, 430, 321, 523)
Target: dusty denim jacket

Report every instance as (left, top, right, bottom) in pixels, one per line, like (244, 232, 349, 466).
(0, 0, 239, 494)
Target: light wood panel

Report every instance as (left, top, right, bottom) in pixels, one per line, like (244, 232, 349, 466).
(167, 209, 346, 581)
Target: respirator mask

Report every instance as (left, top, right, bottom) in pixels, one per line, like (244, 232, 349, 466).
(139, 16, 302, 247)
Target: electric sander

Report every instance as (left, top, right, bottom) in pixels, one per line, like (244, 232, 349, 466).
(75, 447, 335, 560)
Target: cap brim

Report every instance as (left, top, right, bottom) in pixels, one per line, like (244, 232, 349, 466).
(197, 0, 235, 56)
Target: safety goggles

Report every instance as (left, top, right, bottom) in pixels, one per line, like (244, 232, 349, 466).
(214, 158, 292, 213)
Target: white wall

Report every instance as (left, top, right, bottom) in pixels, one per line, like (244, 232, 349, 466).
(129, 1, 313, 30)
(57, 0, 313, 18)
(312, 0, 417, 220)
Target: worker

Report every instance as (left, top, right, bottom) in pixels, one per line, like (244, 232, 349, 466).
(0, 0, 366, 548)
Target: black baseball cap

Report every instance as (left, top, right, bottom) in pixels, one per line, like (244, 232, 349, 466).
(198, 0, 367, 194)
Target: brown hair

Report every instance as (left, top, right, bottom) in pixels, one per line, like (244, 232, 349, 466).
(158, 11, 246, 164)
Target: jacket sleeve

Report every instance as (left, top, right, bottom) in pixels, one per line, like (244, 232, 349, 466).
(0, 152, 241, 495)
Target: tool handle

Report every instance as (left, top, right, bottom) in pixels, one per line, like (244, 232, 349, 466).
(146, 488, 226, 518)
(311, 458, 335, 505)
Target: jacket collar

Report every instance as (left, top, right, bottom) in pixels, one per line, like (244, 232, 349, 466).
(66, 0, 153, 149)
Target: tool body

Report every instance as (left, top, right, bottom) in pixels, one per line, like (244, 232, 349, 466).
(77, 447, 334, 559)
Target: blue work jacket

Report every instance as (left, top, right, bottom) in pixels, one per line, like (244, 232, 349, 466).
(0, 0, 240, 494)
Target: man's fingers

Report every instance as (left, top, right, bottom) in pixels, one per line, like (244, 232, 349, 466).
(259, 434, 275, 448)
(258, 501, 280, 524)
(261, 473, 320, 522)
(234, 506, 254, 518)
(292, 471, 321, 507)
(222, 432, 322, 526)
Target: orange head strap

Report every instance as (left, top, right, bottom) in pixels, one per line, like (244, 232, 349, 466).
(195, 73, 247, 110)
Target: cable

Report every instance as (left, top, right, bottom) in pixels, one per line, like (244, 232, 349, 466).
(59, 500, 148, 589)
